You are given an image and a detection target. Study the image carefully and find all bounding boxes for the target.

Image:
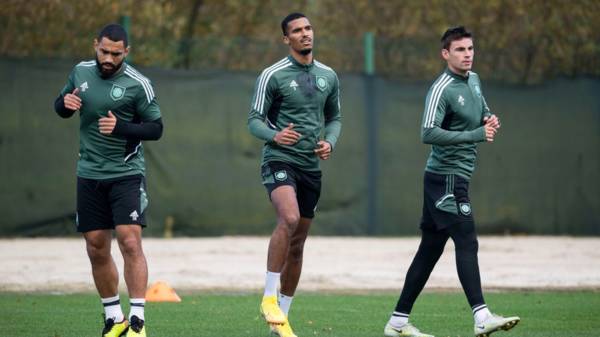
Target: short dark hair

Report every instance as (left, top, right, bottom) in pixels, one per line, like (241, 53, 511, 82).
(281, 12, 307, 36)
(441, 26, 472, 50)
(98, 23, 128, 47)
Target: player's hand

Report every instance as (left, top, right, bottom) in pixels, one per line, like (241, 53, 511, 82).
(483, 114, 500, 142)
(483, 114, 501, 130)
(273, 123, 301, 145)
(98, 111, 117, 135)
(484, 123, 498, 142)
(64, 88, 82, 111)
(314, 140, 332, 160)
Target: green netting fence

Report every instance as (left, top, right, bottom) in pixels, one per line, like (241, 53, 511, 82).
(1, 57, 598, 236)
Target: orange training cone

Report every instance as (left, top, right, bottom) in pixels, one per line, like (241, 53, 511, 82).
(145, 281, 182, 302)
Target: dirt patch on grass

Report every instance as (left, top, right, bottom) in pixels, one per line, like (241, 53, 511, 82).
(1, 236, 599, 293)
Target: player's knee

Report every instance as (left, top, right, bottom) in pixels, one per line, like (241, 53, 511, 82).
(280, 212, 300, 229)
(118, 237, 143, 257)
(86, 241, 111, 262)
(415, 246, 444, 264)
(418, 237, 446, 258)
(420, 239, 445, 253)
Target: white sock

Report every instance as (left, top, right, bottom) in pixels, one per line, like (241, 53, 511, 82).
(278, 293, 294, 316)
(129, 298, 146, 321)
(264, 271, 280, 297)
(388, 311, 409, 328)
(101, 294, 124, 322)
(473, 304, 492, 324)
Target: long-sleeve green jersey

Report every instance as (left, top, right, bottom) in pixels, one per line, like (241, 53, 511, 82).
(421, 68, 492, 180)
(248, 55, 342, 171)
(58, 61, 161, 179)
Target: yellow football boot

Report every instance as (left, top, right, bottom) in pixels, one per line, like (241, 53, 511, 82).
(102, 318, 128, 337)
(125, 316, 146, 337)
(260, 295, 286, 324)
(270, 319, 298, 337)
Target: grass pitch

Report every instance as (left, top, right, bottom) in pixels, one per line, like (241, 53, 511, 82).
(1, 291, 599, 337)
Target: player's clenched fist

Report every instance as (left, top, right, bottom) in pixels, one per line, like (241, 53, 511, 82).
(273, 123, 302, 145)
(314, 140, 332, 160)
(483, 114, 500, 130)
(98, 111, 117, 135)
(64, 88, 82, 111)
(483, 114, 500, 142)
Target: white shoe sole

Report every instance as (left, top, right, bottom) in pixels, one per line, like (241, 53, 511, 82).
(476, 318, 520, 337)
(384, 326, 433, 337)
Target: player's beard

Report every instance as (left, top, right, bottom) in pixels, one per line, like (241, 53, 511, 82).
(300, 48, 312, 56)
(96, 57, 123, 78)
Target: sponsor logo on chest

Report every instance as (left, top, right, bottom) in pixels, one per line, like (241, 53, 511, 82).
(458, 95, 465, 106)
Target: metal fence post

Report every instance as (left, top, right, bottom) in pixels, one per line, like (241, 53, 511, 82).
(120, 15, 132, 62)
(364, 32, 377, 235)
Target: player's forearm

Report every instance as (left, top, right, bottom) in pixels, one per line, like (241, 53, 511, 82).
(421, 126, 486, 145)
(112, 118, 163, 141)
(482, 95, 492, 119)
(248, 118, 277, 142)
(324, 119, 341, 149)
(54, 95, 76, 118)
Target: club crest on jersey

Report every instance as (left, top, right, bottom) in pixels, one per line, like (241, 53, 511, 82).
(458, 95, 465, 106)
(110, 84, 126, 101)
(289, 80, 299, 91)
(459, 203, 472, 215)
(80, 81, 89, 92)
(316, 76, 328, 91)
(274, 170, 288, 181)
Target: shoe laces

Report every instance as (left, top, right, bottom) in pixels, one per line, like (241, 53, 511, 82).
(489, 313, 506, 321)
(129, 315, 145, 333)
(403, 323, 419, 333)
(102, 316, 115, 334)
(264, 296, 278, 305)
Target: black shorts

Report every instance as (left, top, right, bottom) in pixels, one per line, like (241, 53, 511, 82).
(76, 174, 148, 232)
(420, 171, 474, 231)
(261, 161, 322, 219)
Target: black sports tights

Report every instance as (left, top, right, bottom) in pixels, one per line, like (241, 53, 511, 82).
(394, 221, 484, 314)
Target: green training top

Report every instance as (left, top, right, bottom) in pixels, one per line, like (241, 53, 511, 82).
(248, 55, 342, 172)
(59, 60, 161, 179)
(421, 68, 492, 180)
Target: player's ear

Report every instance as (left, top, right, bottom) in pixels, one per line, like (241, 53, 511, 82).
(283, 35, 290, 46)
(441, 48, 449, 60)
(93, 38, 99, 50)
(124, 46, 131, 57)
